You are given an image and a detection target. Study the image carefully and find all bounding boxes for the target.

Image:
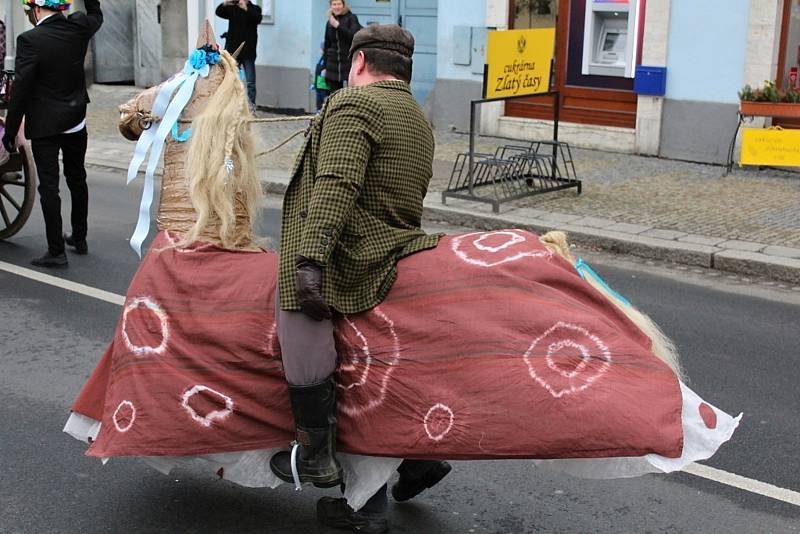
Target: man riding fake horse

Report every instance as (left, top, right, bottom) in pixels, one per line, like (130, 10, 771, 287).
(268, 24, 451, 533)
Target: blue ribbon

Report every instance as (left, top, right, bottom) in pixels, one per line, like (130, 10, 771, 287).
(171, 122, 192, 142)
(126, 60, 210, 257)
(575, 258, 632, 307)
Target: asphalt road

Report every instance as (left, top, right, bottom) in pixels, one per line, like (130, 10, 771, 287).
(1, 168, 799, 533)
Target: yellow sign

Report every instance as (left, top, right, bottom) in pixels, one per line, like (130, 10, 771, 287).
(485, 28, 555, 99)
(740, 127, 800, 167)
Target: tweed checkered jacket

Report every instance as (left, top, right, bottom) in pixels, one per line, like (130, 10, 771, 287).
(279, 80, 441, 314)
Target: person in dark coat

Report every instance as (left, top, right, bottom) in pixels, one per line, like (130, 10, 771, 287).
(2, 0, 103, 268)
(0, 19, 6, 64)
(215, 0, 261, 106)
(323, 0, 361, 92)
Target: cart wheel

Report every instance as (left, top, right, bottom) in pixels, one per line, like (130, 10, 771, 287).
(0, 143, 37, 240)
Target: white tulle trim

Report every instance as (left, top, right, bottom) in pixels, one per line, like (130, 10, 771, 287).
(533, 382, 741, 478)
(63, 412, 101, 443)
(62, 412, 400, 511)
(63, 382, 739, 508)
(140, 450, 402, 511)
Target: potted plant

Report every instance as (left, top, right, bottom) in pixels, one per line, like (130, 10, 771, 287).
(739, 80, 800, 117)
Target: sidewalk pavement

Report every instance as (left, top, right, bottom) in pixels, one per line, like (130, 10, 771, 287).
(85, 84, 800, 285)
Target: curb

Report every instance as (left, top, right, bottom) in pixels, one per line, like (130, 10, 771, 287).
(86, 157, 800, 285)
(421, 202, 800, 285)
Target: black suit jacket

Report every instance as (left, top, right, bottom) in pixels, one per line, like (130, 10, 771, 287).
(215, 1, 261, 61)
(5, 1, 103, 140)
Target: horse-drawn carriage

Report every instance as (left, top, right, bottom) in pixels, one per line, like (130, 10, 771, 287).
(0, 69, 37, 240)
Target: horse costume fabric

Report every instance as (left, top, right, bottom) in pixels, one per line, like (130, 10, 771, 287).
(64, 21, 739, 511)
(65, 230, 739, 505)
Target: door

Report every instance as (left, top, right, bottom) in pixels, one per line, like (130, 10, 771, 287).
(348, 0, 438, 104)
(400, 0, 437, 104)
(133, 0, 162, 87)
(92, 0, 135, 83)
(349, 0, 397, 25)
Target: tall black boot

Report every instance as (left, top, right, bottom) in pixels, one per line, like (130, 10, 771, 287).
(270, 376, 343, 488)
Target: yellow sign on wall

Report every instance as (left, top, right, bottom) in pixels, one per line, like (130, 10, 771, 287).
(740, 128, 800, 167)
(485, 28, 556, 99)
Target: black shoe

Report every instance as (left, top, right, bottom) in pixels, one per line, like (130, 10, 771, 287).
(64, 234, 88, 255)
(317, 497, 389, 534)
(31, 251, 68, 268)
(391, 461, 452, 502)
(269, 377, 343, 488)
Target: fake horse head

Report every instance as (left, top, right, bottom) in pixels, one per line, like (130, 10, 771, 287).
(540, 231, 685, 380)
(119, 21, 260, 251)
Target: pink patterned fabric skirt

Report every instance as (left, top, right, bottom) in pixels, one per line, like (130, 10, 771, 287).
(66, 230, 737, 483)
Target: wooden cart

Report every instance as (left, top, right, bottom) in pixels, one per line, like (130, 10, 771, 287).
(0, 70, 37, 240)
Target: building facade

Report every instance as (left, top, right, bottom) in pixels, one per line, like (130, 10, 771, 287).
(483, 0, 794, 164)
(221, 0, 799, 164)
(4, 1, 800, 164)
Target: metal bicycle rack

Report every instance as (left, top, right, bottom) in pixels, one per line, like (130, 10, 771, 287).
(442, 91, 581, 213)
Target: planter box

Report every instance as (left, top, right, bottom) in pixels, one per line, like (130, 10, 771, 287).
(739, 101, 800, 118)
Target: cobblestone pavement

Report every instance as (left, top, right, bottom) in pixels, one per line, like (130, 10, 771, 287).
(86, 84, 800, 249)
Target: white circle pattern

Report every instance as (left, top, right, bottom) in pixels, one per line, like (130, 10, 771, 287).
(112, 400, 136, 433)
(337, 307, 401, 417)
(451, 230, 551, 267)
(523, 322, 612, 398)
(121, 296, 170, 356)
(423, 403, 455, 442)
(181, 385, 235, 428)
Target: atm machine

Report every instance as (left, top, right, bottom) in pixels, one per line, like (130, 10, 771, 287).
(581, 0, 641, 78)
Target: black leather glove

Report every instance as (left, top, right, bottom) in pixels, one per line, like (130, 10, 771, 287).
(295, 255, 332, 321)
(2, 133, 16, 154)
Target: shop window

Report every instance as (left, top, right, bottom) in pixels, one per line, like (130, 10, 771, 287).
(507, 0, 641, 129)
(779, 0, 800, 90)
(513, 0, 558, 29)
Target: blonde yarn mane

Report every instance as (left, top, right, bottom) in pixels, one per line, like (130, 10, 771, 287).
(540, 231, 685, 381)
(181, 50, 261, 249)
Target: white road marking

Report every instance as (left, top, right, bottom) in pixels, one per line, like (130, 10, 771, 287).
(3, 259, 800, 507)
(0, 260, 125, 306)
(684, 463, 800, 507)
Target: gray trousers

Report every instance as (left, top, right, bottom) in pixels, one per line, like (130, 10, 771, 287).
(276, 291, 448, 504)
(276, 289, 338, 386)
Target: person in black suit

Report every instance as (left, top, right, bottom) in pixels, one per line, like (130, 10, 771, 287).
(215, 0, 261, 107)
(2, 0, 103, 267)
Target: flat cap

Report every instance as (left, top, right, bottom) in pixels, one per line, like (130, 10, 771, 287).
(349, 24, 415, 58)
